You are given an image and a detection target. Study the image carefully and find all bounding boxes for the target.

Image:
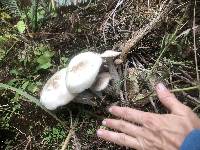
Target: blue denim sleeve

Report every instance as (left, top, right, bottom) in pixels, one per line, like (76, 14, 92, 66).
(180, 129, 200, 150)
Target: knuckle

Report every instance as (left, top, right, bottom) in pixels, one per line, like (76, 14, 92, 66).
(143, 114, 157, 128)
(183, 119, 194, 131)
(117, 133, 126, 144)
(118, 120, 126, 130)
(121, 108, 130, 118)
(161, 94, 174, 101)
(183, 106, 192, 114)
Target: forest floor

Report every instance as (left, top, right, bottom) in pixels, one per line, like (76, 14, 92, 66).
(0, 0, 200, 149)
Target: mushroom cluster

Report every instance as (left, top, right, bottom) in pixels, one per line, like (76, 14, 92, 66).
(40, 50, 121, 110)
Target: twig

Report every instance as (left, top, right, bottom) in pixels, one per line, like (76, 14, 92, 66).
(72, 134, 82, 150)
(173, 73, 196, 86)
(119, 0, 173, 62)
(120, 90, 126, 106)
(148, 0, 150, 11)
(61, 128, 75, 150)
(112, 0, 124, 34)
(173, 85, 200, 104)
(193, 104, 200, 112)
(178, 69, 193, 81)
(149, 97, 159, 113)
(13, 126, 26, 136)
(123, 62, 129, 102)
(181, 91, 200, 104)
(61, 116, 78, 150)
(102, 0, 124, 44)
(24, 136, 31, 150)
(135, 85, 200, 101)
(192, 0, 200, 98)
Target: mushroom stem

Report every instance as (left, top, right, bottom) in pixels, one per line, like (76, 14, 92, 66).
(107, 58, 121, 94)
(73, 90, 97, 106)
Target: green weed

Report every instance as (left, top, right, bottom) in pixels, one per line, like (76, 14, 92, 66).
(42, 124, 66, 146)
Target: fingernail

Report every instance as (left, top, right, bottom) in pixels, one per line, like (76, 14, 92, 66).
(102, 120, 106, 125)
(97, 130, 103, 136)
(157, 83, 167, 91)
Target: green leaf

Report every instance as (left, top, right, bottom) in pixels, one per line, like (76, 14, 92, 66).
(0, 36, 7, 44)
(0, 48, 6, 61)
(22, 81, 29, 90)
(37, 55, 50, 64)
(39, 62, 52, 69)
(36, 51, 54, 69)
(44, 51, 54, 57)
(27, 83, 38, 93)
(37, 8, 45, 21)
(10, 69, 21, 76)
(37, 55, 52, 69)
(16, 21, 26, 33)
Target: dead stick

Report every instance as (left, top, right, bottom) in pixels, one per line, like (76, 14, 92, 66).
(61, 128, 75, 150)
(61, 119, 78, 150)
(119, 0, 173, 62)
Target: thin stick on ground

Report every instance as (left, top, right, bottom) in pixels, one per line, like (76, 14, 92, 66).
(123, 62, 129, 102)
(61, 117, 78, 150)
(192, 0, 200, 98)
(135, 84, 200, 102)
(119, 0, 174, 62)
(61, 128, 75, 150)
(24, 136, 31, 150)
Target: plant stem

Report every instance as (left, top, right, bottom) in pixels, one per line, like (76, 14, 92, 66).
(135, 85, 200, 101)
(31, 0, 39, 32)
(0, 83, 68, 129)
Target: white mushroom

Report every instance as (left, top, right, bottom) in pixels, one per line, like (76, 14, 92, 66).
(40, 50, 121, 110)
(91, 72, 111, 91)
(40, 68, 76, 110)
(66, 52, 103, 94)
(100, 50, 121, 58)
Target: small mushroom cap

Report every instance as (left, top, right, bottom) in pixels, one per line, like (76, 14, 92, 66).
(100, 50, 121, 58)
(66, 52, 103, 94)
(40, 68, 76, 110)
(91, 72, 111, 91)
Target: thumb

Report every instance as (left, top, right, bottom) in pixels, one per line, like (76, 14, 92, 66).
(156, 83, 186, 115)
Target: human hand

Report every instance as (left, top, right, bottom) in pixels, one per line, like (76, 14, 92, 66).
(97, 83, 200, 150)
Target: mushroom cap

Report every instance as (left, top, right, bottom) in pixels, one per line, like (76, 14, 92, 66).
(100, 50, 121, 58)
(91, 72, 111, 91)
(40, 68, 76, 110)
(66, 52, 103, 94)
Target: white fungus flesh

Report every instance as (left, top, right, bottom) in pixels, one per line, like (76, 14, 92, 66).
(40, 68, 76, 110)
(100, 50, 121, 58)
(91, 72, 111, 91)
(66, 52, 103, 94)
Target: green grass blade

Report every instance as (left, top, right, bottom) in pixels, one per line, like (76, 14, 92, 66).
(0, 83, 67, 128)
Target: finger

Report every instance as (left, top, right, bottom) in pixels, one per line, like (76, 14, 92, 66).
(109, 106, 158, 125)
(156, 83, 186, 115)
(102, 119, 146, 138)
(97, 129, 141, 149)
